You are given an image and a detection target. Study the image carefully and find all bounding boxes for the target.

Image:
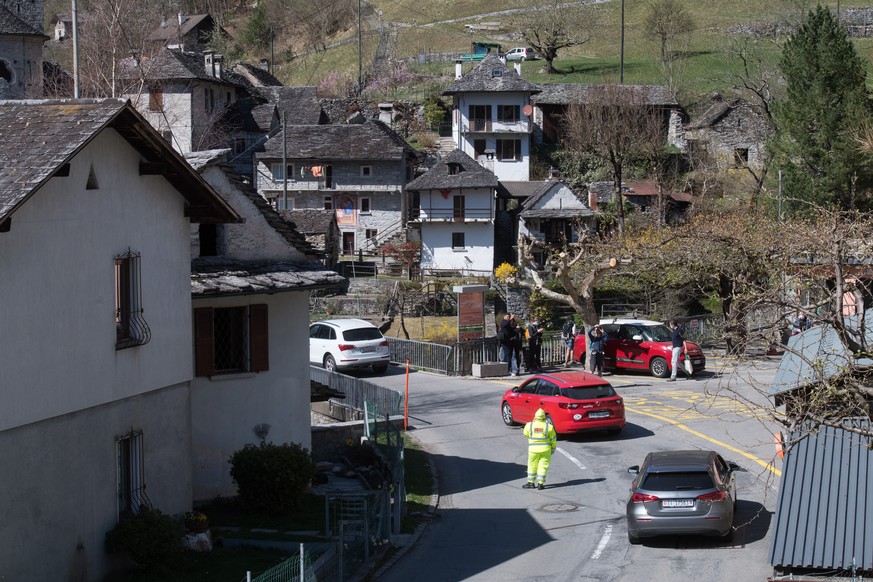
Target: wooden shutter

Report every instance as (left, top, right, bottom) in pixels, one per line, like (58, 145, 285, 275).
(193, 307, 215, 377)
(249, 304, 269, 373)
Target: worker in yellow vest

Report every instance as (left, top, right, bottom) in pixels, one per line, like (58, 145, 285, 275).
(523, 408, 557, 490)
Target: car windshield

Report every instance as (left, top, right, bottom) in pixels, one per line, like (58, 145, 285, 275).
(561, 385, 616, 400)
(644, 325, 673, 342)
(642, 471, 714, 491)
(343, 328, 383, 341)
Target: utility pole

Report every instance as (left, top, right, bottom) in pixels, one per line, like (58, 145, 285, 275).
(620, 0, 625, 84)
(72, 0, 80, 98)
(357, 0, 363, 95)
(282, 112, 288, 210)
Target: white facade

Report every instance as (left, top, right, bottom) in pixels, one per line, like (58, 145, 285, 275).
(451, 92, 533, 181)
(0, 129, 198, 580)
(417, 186, 495, 273)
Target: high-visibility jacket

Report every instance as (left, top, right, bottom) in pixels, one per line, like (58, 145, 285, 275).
(524, 419, 556, 453)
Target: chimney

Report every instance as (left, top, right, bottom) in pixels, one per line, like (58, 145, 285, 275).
(178, 11, 186, 26)
(204, 51, 215, 77)
(160, 15, 166, 28)
(588, 189, 597, 211)
(259, 59, 270, 71)
(514, 62, 522, 76)
(455, 59, 463, 80)
(215, 54, 224, 79)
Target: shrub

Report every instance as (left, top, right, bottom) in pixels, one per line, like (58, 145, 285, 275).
(229, 442, 317, 515)
(104, 508, 183, 569)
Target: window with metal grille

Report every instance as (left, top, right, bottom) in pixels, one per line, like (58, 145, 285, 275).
(117, 430, 151, 518)
(194, 304, 269, 376)
(114, 250, 151, 349)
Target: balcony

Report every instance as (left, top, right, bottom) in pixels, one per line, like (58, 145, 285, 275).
(462, 120, 531, 134)
(410, 207, 493, 222)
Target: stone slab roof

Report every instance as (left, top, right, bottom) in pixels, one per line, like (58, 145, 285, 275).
(191, 258, 346, 296)
(497, 180, 553, 200)
(258, 86, 323, 125)
(147, 14, 212, 42)
(0, 4, 43, 35)
(406, 149, 498, 191)
(443, 54, 541, 95)
(0, 99, 239, 224)
(119, 50, 248, 88)
(531, 83, 677, 106)
(280, 209, 336, 235)
(232, 63, 284, 88)
(257, 120, 416, 161)
(686, 98, 739, 129)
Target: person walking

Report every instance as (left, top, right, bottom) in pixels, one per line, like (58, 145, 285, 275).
(562, 316, 577, 366)
(498, 313, 513, 366)
(526, 317, 544, 372)
(523, 408, 557, 490)
(667, 320, 688, 382)
(587, 324, 607, 376)
(509, 315, 523, 376)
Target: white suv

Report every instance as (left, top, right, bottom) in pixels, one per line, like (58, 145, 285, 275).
(309, 318, 390, 374)
(505, 47, 539, 62)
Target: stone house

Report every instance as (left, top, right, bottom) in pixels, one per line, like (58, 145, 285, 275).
(0, 0, 47, 98)
(683, 96, 773, 174)
(406, 149, 499, 274)
(185, 149, 345, 500)
(442, 54, 541, 182)
(281, 208, 341, 269)
(254, 120, 419, 256)
(517, 180, 595, 267)
(146, 12, 227, 52)
(0, 99, 239, 580)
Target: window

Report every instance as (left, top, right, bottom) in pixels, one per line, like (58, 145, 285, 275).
(496, 139, 521, 161)
(360, 165, 372, 177)
(271, 163, 284, 180)
(733, 148, 749, 168)
(497, 105, 519, 122)
(148, 87, 163, 112)
(469, 105, 491, 131)
(276, 197, 295, 211)
(199, 224, 218, 257)
(205, 87, 215, 112)
(324, 165, 333, 189)
(452, 232, 465, 249)
(161, 130, 172, 144)
(233, 138, 246, 155)
(115, 250, 150, 349)
(453, 195, 465, 220)
(473, 139, 487, 158)
(447, 162, 463, 175)
(323, 196, 333, 210)
(365, 228, 378, 244)
(194, 304, 269, 376)
(117, 429, 151, 518)
(360, 197, 371, 213)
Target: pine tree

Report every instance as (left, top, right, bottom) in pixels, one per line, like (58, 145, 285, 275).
(772, 5, 873, 213)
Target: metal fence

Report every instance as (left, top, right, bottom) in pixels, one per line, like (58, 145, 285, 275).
(244, 543, 318, 582)
(310, 366, 404, 419)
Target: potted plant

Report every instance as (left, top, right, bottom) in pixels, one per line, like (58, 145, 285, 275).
(183, 511, 209, 534)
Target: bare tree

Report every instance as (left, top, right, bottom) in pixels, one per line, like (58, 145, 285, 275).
(644, 0, 695, 63)
(506, 0, 600, 74)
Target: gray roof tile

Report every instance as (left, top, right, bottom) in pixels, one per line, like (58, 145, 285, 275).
(406, 149, 498, 190)
(280, 209, 336, 234)
(257, 120, 416, 161)
(443, 54, 541, 95)
(191, 259, 346, 296)
(531, 83, 677, 106)
(119, 50, 249, 88)
(0, 4, 42, 35)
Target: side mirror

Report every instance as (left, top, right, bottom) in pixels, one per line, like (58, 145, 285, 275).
(728, 462, 740, 472)
(511, 387, 519, 393)
(627, 465, 640, 474)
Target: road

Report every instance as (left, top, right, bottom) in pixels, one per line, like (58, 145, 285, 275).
(365, 356, 782, 581)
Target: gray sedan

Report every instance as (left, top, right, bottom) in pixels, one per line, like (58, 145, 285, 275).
(626, 450, 738, 544)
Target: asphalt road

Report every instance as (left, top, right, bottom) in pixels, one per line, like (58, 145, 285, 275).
(362, 355, 783, 581)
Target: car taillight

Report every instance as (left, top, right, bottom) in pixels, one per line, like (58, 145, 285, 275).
(558, 403, 579, 409)
(696, 491, 726, 502)
(338, 344, 355, 351)
(632, 493, 659, 503)
(379, 340, 389, 347)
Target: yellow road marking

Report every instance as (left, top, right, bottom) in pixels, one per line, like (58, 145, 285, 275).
(625, 406, 782, 477)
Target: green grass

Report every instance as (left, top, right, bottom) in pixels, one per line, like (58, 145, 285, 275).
(201, 494, 327, 536)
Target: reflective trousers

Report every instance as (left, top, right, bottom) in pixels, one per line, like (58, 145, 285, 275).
(527, 449, 552, 485)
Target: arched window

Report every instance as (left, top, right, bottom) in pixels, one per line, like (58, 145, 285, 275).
(0, 60, 14, 83)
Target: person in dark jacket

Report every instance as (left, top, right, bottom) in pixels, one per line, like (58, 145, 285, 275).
(587, 324, 607, 376)
(498, 313, 513, 364)
(509, 315, 523, 376)
(526, 317, 544, 372)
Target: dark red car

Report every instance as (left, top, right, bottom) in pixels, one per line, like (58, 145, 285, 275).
(573, 318, 706, 378)
(501, 371, 625, 435)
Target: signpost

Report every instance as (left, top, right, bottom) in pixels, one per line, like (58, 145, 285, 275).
(454, 284, 488, 342)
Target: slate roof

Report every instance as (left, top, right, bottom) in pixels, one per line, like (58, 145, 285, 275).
(518, 180, 594, 219)
(147, 14, 213, 42)
(686, 98, 740, 130)
(118, 50, 248, 88)
(257, 86, 323, 125)
(531, 83, 677, 106)
(223, 97, 276, 133)
(443, 54, 541, 95)
(190, 258, 346, 296)
(770, 310, 873, 396)
(497, 180, 552, 200)
(280, 209, 336, 235)
(0, 4, 45, 36)
(406, 149, 498, 191)
(769, 419, 873, 572)
(232, 63, 284, 88)
(0, 99, 239, 224)
(257, 120, 416, 161)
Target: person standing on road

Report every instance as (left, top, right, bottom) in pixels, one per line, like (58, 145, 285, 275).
(509, 315, 523, 376)
(523, 408, 557, 490)
(562, 316, 577, 366)
(526, 317, 544, 372)
(587, 324, 607, 376)
(667, 320, 688, 382)
(498, 313, 513, 365)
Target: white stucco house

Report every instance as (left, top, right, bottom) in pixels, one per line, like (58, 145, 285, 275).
(442, 54, 541, 182)
(0, 99, 240, 580)
(406, 149, 499, 274)
(186, 149, 345, 500)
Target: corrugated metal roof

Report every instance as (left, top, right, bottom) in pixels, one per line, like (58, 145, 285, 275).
(769, 419, 873, 572)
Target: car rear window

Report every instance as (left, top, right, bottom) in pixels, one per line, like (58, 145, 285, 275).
(642, 471, 714, 491)
(561, 385, 616, 400)
(342, 328, 383, 341)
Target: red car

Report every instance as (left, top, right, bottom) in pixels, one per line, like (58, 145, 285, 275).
(501, 371, 625, 435)
(573, 318, 706, 378)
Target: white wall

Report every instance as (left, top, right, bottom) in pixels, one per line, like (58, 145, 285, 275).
(190, 292, 312, 501)
(421, 222, 494, 272)
(0, 129, 194, 432)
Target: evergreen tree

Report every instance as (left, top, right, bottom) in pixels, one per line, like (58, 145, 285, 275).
(772, 5, 873, 213)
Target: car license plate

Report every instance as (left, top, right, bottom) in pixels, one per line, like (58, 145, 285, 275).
(359, 346, 376, 353)
(662, 499, 694, 508)
(588, 411, 610, 419)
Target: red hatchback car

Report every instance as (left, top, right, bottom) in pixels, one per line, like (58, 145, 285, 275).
(501, 371, 626, 435)
(573, 318, 706, 378)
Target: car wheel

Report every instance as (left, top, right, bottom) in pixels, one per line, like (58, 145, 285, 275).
(545, 414, 559, 438)
(372, 364, 388, 374)
(628, 529, 641, 545)
(501, 402, 516, 426)
(649, 356, 669, 378)
(520, 56, 526, 62)
(324, 354, 337, 373)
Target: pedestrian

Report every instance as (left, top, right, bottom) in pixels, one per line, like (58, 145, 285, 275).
(523, 408, 557, 490)
(497, 313, 512, 365)
(562, 316, 577, 366)
(667, 320, 688, 382)
(587, 324, 607, 376)
(526, 317, 544, 372)
(509, 315, 523, 376)
(792, 312, 810, 335)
